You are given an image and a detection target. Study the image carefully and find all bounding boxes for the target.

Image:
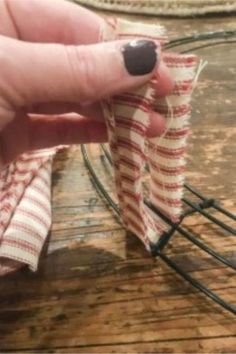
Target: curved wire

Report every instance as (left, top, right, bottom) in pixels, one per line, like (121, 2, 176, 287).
(165, 30, 236, 50)
(81, 30, 236, 315)
(81, 144, 236, 315)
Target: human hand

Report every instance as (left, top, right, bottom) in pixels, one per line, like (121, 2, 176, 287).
(0, 0, 173, 168)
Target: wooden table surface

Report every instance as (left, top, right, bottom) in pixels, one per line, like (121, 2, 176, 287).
(1, 11, 236, 353)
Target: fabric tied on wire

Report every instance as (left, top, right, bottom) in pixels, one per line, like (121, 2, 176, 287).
(102, 19, 198, 251)
(0, 18, 198, 276)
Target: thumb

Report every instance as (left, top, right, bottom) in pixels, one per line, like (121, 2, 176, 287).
(0, 36, 160, 107)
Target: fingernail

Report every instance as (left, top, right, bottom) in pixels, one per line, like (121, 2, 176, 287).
(122, 40, 158, 76)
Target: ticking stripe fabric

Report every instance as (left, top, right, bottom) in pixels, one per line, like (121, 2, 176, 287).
(0, 19, 198, 276)
(0, 149, 56, 275)
(102, 19, 197, 250)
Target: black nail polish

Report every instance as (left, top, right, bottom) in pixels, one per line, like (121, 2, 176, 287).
(122, 40, 158, 76)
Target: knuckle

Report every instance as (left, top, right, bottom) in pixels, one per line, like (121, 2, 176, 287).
(0, 41, 14, 103)
(0, 37, 26, 106)
(65, 45, 102, 101)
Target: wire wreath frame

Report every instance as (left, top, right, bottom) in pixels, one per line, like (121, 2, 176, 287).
(81, 30, 236, 315)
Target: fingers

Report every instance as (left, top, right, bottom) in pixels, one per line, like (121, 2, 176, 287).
(0, 112, 108, 167)
(29, 102, 87, 115)
(147, 111, 166, 137)
(1, 0, 103, 44)
(28, 114, 108, 150)
(155, 61, 174, 97)
(28, 102, 104, 120)
(1, 1, 173, 99)
(28, 102, 167, 138)
(0, 36, 161, 108)
(0, 107, 167, 166)
(28, 111, 166, 149)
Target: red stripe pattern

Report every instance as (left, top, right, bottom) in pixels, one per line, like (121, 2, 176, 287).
(0, 19, 198, 275)
(0, 149, 56, 275)
(102, 19, 198, 250)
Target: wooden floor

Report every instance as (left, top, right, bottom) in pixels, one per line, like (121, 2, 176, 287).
(1, 12, 236, 353)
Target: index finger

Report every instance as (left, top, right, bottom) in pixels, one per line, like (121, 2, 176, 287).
(1, 0, 104, 44)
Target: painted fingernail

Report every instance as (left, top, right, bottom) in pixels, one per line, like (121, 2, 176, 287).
(122, 40, 158, 76)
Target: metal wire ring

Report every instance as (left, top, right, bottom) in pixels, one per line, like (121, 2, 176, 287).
(81, 30, 236, 315)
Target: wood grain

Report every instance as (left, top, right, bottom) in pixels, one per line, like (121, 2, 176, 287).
(0, 12, 236, 353)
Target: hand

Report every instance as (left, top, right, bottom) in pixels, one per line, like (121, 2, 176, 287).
(0, 0, 173, 168)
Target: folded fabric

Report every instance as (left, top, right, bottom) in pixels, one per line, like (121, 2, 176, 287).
(102, 19, 198, 250)
(0, 18, 198, 276)
(0, 149, 56, 275)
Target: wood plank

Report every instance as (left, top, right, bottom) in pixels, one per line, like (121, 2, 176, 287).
(50, 337, 236, 353)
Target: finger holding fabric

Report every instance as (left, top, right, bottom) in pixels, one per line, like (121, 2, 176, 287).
(0, 0, 173, 169)
(0, 0, 174, 276)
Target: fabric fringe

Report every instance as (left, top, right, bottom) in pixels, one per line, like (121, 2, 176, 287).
(102, 18, 198, 249)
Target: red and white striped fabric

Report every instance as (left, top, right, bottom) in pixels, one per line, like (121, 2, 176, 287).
(0, 149, 56, 275)
(102, 19, 198, 250)
(0, 18, 198, 276)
